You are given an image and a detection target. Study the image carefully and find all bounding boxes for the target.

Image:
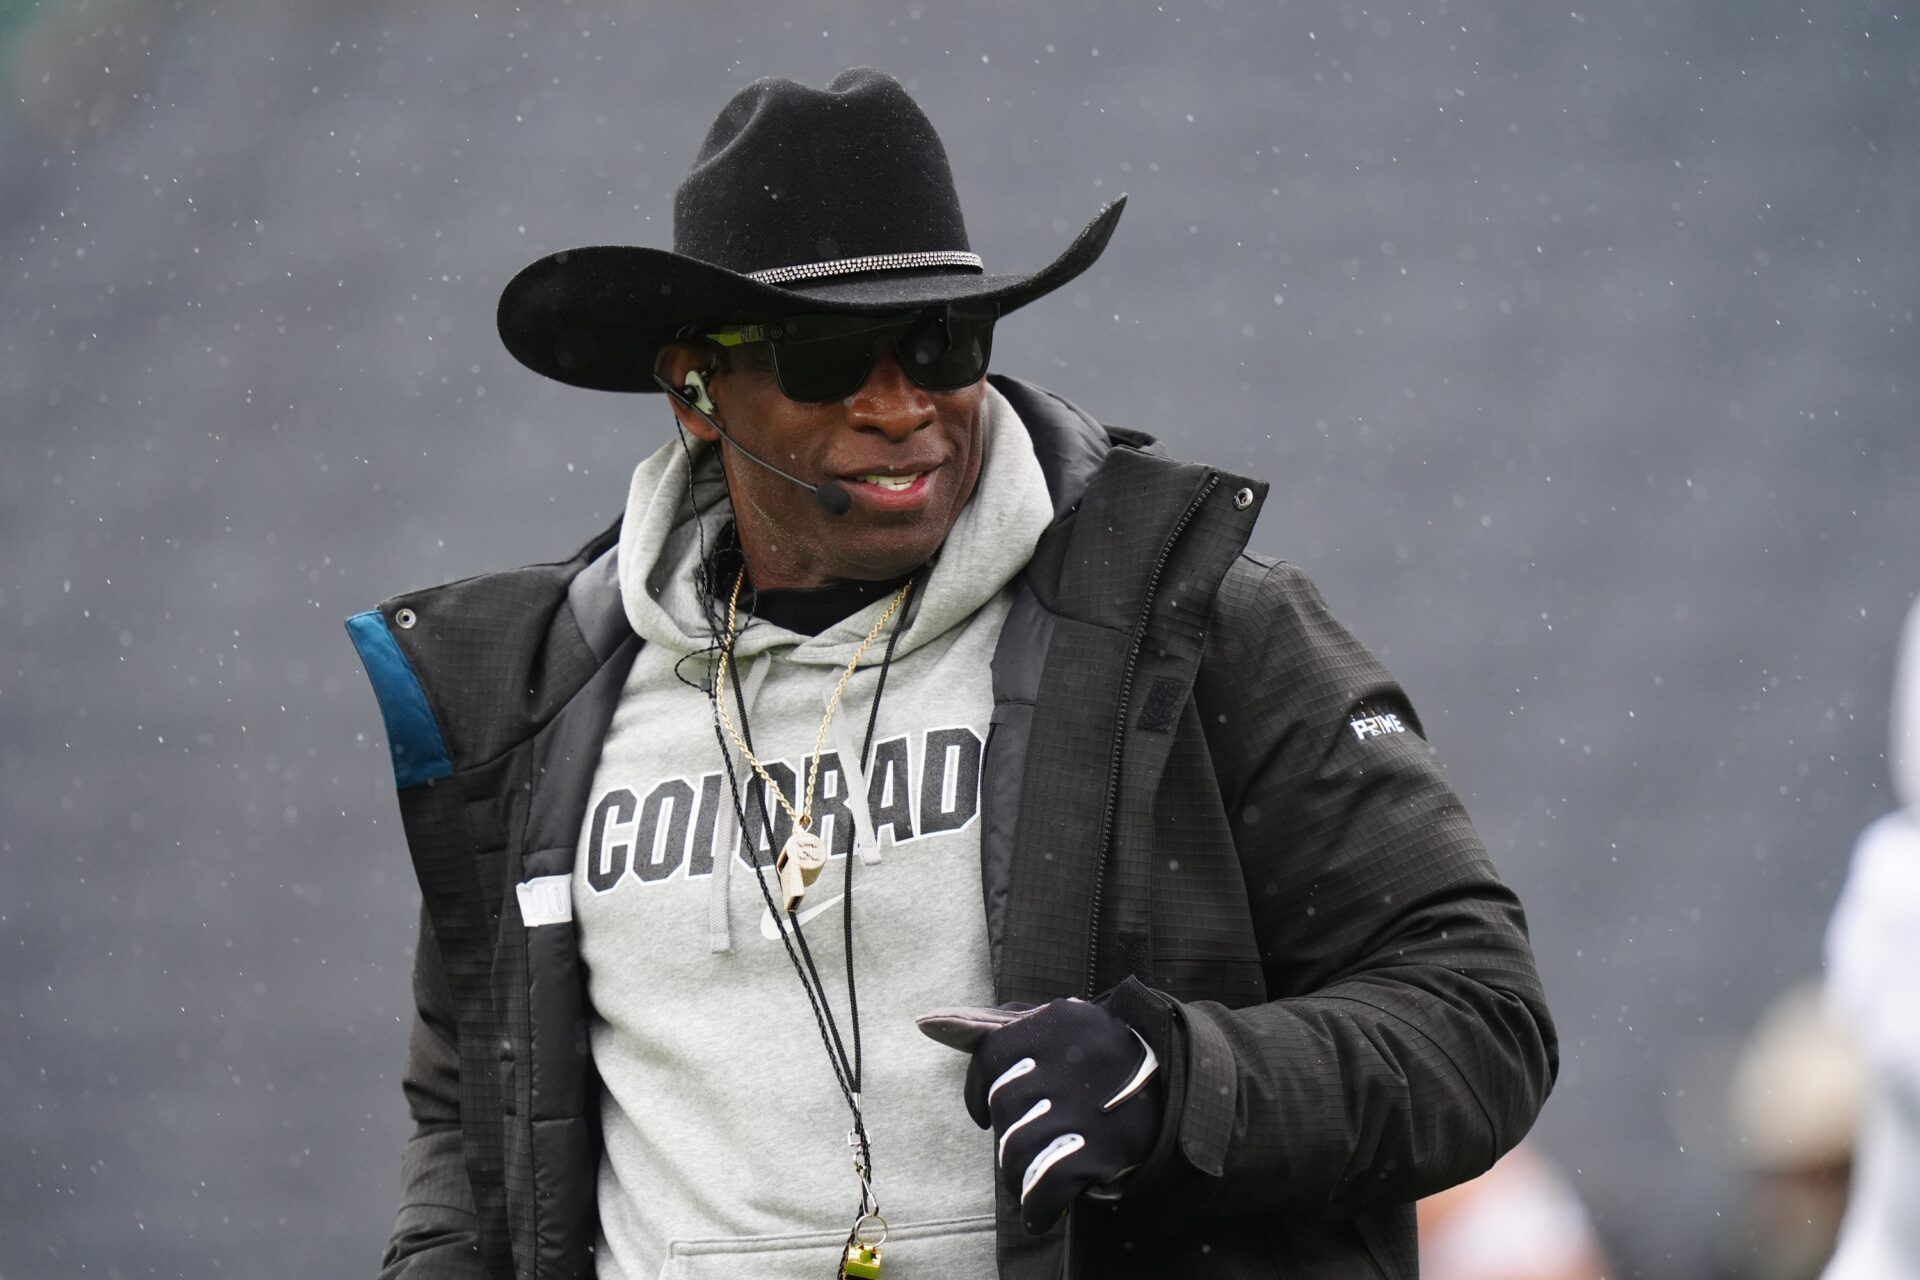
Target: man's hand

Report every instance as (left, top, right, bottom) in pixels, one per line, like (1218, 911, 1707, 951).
(955, 996, 1163, 1234)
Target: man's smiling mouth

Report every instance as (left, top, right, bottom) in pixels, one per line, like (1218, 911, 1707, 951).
(839, 467, 939, 504)
(855, 472, 923, 491)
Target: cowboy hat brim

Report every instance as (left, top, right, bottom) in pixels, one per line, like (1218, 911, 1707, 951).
(497, 197, 1124, 394)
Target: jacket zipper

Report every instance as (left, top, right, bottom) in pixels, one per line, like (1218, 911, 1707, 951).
(1082, 471, 1220, 997)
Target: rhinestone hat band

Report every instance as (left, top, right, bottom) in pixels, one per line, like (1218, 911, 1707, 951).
(745, 250, 983, 285)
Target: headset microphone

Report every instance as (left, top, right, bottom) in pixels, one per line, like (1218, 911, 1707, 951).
(655, 371, 852, 516)
(811, 476, 854, 516)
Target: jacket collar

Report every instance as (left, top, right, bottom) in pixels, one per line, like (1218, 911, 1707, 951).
(562, 372, 1119, 661)
(362, 375, 1185, 781)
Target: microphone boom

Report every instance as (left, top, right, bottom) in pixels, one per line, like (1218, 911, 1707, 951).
(652, 372, 851, 517)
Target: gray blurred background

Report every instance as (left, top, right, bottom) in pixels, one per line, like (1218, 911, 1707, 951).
(2, 1, 1914, 1276)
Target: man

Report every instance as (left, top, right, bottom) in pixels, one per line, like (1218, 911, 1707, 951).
(347, 68, 1556, 1279)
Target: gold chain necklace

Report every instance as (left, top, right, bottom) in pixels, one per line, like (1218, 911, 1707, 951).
(712, 565, 914, 912)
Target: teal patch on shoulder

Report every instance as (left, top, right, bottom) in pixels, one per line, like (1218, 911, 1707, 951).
(344, 610, 454, 788)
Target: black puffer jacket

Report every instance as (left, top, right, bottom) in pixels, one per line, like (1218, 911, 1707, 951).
(348, 376, 1556, 1279)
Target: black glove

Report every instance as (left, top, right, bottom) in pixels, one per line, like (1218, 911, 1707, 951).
(959, 996, 1163, 1234)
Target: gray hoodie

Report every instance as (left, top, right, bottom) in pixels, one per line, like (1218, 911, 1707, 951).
(572, 384, 1054, 1279)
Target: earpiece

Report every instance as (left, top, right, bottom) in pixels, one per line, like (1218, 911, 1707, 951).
(681, 368, 716, 414)
(650, 369, 851, 517)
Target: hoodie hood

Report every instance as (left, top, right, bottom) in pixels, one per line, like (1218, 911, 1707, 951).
(1893, 596, 1920, 809)
(615, 380, 1054, 668)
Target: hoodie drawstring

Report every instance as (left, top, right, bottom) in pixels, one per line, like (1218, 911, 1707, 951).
(708, 652, 771, 954)
(828, 674, 885, 867)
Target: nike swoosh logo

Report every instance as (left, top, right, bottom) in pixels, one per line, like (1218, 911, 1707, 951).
(760, 887, 862, 941)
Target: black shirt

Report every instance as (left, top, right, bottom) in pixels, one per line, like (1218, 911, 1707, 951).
(746, 573, 915, 637)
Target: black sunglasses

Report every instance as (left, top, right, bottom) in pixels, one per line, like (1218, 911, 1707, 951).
(702, 303, 997, 402)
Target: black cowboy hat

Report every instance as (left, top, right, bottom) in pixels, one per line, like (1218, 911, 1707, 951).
(497, 67, 1125, 393)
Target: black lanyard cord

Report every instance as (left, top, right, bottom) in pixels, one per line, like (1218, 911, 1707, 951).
(706, 706, 860, 1099)
(707, 576, 916, 1202)
(841, 578, 911, 1090)
(675, 419, 871, 1168)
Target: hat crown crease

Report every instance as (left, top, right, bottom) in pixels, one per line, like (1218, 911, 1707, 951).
(672, 69, 971, 276)
(495, 68, 1126, 393)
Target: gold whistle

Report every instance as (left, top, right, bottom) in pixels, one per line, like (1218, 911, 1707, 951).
(775, 829, 828, 912)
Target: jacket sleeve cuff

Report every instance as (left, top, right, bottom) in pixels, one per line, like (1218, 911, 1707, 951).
(1168, 998, 1237, 1178)
(1095, 979, 1236, 1192)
